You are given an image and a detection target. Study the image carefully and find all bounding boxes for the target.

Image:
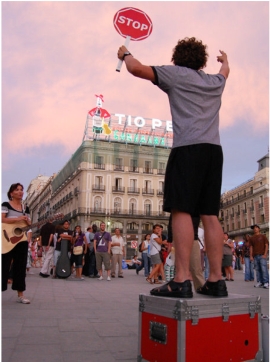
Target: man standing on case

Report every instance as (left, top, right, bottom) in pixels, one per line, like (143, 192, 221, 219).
(117, 37, 229, 298)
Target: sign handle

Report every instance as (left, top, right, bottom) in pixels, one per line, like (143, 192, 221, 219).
(116, 36, 131, 72)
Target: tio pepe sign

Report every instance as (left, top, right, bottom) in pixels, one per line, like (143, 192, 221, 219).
(113, 7, 153, 41)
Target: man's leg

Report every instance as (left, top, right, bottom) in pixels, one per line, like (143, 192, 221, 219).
(189, 240, 205, 290)
(171, 210, 194, 283)
(111, 254, 116, 277)
(118, 254, 123, 276)
(40, 247, 54, 275)
(260, 256, 269, 284)
(200, 215, 223, 282)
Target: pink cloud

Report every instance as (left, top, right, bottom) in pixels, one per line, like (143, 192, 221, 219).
(2, 1, 268, 165)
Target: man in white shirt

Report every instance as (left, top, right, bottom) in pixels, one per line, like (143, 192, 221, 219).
(111, 228, 125, 278)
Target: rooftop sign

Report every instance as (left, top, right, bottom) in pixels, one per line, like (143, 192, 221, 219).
(83, 95, 173, 148)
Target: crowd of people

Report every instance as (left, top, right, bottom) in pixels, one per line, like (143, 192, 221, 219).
(2, 183, 269, 307)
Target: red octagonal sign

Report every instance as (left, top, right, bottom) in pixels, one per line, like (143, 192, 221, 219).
(113, 7, 153, 41)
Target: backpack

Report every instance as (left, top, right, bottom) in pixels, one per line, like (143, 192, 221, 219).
(139, 242, 143, 252)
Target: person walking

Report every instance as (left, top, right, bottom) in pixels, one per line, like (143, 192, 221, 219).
(117, 36, 229, 298)
(146, 224, 165, 285)
(2, 183, 31, 304)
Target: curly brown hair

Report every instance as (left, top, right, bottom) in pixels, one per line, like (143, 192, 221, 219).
(171, 37, 208, 70)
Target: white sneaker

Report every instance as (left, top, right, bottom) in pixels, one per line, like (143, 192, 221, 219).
(254, 282, 263, 288)
(17, 296, 30, 304)
(98, 276, 103, 281)
(107, 276, 111, 281)
(263, 283, 269, 289)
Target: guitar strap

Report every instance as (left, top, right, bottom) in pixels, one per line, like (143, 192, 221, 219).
(96, 232, 106, 247)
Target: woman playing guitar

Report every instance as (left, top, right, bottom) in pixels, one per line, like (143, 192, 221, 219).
(2, 183, 31, 304)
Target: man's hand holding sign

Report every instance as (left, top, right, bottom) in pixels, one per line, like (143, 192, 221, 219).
(114, 7, 153, 72)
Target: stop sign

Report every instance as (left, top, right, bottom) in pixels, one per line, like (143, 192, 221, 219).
(113, 7, 153, 41)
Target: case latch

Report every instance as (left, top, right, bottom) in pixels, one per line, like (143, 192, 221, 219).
(186, 306, 199, 325)
(139, 295, 145, 312)
(222, 303, 230, 322)
(248, 301, 259, 318)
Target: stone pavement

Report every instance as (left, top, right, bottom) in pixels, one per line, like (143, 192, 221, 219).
(2, 267, 269, 362)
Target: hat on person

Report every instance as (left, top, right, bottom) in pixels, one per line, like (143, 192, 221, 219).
(251, 224, 260, 230)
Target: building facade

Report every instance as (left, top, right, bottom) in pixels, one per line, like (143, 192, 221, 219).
(26, 140, 171, 259)
(219, 153, 269, 241)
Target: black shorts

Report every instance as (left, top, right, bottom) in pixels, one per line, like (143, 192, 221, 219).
(163, 143, 223, 216)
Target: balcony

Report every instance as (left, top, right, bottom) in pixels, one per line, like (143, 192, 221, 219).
(94, 163, 105, 170)
(242, 209, 247, 215)
(114, 165, 124, 171)
(111, 209, 122, 215)
(128, 209, 139, 216)
(250, 206, 254, 212)
(112, 186, 125, 193)
(259, 203, 264, 209)
(157, 169, 165, 175)
(127, 187, 140, 195)
(157, 190, 164, 196)
(92, 184, 105, 192)
(143, 168, 153, 174)
(126, 229, 138, 234)
(128, 166, 139, 173)
(91, 208, 106, 214)
(142, 188, 154, 196)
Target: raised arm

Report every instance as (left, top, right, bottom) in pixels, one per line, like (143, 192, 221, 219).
(217, 50, 230, 79)
(117, 46, 155, 81)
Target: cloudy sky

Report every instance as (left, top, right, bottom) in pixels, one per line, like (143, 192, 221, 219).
(2, 1, 269, 202)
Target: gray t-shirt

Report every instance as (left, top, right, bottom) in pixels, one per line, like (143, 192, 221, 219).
(152, 65, 226, 148)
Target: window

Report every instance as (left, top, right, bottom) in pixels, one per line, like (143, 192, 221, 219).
(95, 176, 103, 187)
(159, 201, 163, 215)
(130, 179, 137, 189)
(259, 196, 264, 208)
(94, 196, 102, 212)
(144, 200, 151, 216)
(145, 161, 151, 173)
(95, 156, 104, 169)
(115, 158, 123, 170)
(115, 158, 122, 167)
(128, 222, 137, 230)
(114, 197, 121, 213)
(129, 198, 137, 214)
(115, 178, 122, 189)
(130, 159, 138, 172)
(145, 180, 151, 191)
(158, 162, 166, 174)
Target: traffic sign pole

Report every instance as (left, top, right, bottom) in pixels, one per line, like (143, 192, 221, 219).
(116, 35, 131, 72)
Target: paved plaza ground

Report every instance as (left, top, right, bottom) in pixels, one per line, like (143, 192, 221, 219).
(2, 267, 269, 362)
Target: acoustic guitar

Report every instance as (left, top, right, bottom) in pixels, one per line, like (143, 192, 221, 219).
(2, 213, 64, 254)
